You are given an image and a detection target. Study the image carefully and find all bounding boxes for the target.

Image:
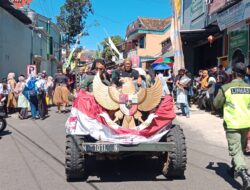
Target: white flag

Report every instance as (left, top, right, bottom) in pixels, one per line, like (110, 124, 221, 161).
(108, 37, 123, 59)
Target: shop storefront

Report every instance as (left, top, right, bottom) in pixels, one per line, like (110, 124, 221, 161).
(217, 0, 250, 68)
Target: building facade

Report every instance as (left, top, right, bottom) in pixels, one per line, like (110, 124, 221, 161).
(0, 1, 31, 79)
(179, 0, 250, 74)
(124, 17, 172, 69)
(0, 0, 62, 79)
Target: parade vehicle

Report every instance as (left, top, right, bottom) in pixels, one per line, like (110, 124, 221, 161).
(65, 74, 187, 181)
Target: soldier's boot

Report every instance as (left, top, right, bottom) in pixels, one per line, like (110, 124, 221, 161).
(245, 132, 250, 153)
(235, 169, 250, 190)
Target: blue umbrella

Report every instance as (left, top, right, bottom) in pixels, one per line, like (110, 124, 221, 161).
(153, 64, 171, 70)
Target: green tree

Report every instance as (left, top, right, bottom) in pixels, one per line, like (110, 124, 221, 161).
(95, 44, 102, 59)
(101, 35, 124, 61)
(57, 0, 93, 45)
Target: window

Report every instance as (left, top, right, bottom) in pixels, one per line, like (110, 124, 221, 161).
(139, 36, 145, 48)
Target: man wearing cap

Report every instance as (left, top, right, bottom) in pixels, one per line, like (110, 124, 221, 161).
(214, 62, 250, 190)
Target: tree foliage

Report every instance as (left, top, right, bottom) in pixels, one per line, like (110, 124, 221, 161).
(57, 0, 93, 45)
(101, 35, 124, 61)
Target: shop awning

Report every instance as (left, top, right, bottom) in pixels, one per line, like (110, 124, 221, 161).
(180, 25, 221, 43)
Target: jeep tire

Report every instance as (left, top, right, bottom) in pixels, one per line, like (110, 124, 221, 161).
(162, 125, 187, 178)
(65, 135, 87, 181)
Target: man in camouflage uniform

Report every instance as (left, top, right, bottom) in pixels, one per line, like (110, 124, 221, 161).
(214, 62, 250, 190)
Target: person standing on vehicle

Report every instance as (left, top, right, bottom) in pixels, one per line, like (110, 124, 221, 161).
(111, 58, 141, 87)
(213, 62, 250, 190)
(80, 59, 110, 93)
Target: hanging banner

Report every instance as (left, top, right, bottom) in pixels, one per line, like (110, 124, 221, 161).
(10, 0, 33, 8)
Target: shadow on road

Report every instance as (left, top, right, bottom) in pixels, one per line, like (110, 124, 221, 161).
(0, 130, 12, 139)
(86, 157, 185, 182)
(206, 162, 241, 190)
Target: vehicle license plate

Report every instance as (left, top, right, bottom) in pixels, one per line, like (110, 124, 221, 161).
(82, 143, 119, 153)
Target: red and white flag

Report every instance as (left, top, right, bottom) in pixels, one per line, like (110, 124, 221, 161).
(65, 90, 176, 144)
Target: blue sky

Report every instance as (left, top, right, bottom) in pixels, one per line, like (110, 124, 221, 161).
(30, 0, 172, 50)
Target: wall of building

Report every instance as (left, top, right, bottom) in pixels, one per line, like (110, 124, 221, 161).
(137, 30, 170, 57)
(181, 0, 206, 30)
(0, 7, 32, 79)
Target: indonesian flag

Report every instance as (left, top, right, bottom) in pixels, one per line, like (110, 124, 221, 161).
(65, 90, 176, 144)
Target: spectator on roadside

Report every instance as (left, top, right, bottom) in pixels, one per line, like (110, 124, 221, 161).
(66, 67, 75, 93)
(53, 68, 69, 113)
(175, 69, 191, 118)
(46, 76, 54, 107)
(244, 64, 250, 84)
(218, 64, 230, 84)
(156, 69, 171, 97)
(23, 76, 39, 120)
(207, 69, 217, 113)
(15, 75, 29, 119)
(7, 73, 17, 114)
(36, 72, 48, 120)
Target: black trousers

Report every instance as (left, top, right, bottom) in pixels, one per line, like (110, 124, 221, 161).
(38, 91, 48, 119)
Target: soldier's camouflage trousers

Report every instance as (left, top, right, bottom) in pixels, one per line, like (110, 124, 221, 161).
(226, 129, 249, 172)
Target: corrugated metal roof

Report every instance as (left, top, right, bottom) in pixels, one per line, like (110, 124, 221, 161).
(0, 0, 31, 24)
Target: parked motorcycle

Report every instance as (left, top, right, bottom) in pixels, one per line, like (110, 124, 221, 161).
(0, 97, 7, 133)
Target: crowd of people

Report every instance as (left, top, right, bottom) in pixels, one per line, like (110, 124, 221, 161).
(0, 71, 56, 120)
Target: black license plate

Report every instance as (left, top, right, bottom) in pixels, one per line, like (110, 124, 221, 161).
(82, 143, 119, 153)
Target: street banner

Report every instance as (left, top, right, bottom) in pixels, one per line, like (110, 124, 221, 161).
(171, 0, 185, 75)
(65, 90, 175, 144)
(108, 37, 123, 60)
(10, 0, 32, 8)
(63, 47, 75, 71)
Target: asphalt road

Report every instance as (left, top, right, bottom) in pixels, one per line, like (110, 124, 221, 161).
(0, 108, 249, 190)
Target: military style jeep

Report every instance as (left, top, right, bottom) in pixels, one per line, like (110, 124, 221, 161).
(65, 73, 187, 181)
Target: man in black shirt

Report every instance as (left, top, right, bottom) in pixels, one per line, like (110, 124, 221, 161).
(112, 58, 141, 87)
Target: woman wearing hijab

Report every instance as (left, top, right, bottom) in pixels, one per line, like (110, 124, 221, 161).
(7, 73, 17, 113)
(200, 70, 209, 90)
(46, 76, 54, 107)
(23, 76, 39, 119)
(15, 75, 29, 119)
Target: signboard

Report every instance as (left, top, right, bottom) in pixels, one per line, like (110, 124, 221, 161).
(10, 0, 33, 8)
(130, 55, 140, 68)
(27, 65, 37, 77)
(208, 0, 226, 15)
(217, 0, 250, 31)
(228, 26, 249, 63)
(191, 0, 205, 21)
